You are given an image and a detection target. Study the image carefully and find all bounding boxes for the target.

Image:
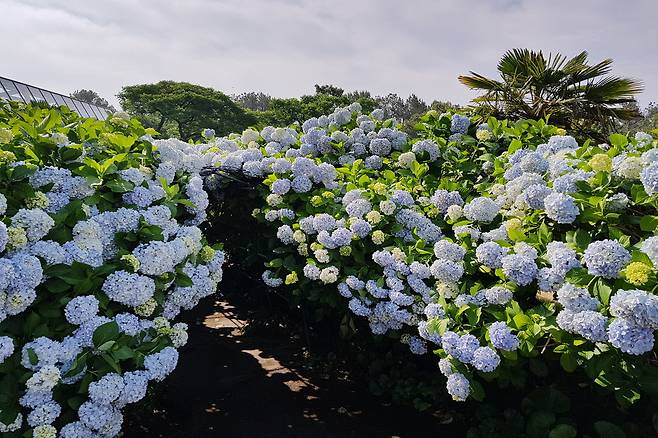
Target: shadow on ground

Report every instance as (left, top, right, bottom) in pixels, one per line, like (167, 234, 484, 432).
(123, 267, 462, 437)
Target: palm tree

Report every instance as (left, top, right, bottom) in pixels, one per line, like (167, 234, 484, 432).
(459, 49, 643, 138)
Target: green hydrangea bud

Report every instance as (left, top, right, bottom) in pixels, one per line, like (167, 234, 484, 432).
(7, 227, 27, 250)
(0, 128, 14, 144)
(285, 271, 298, 285)
(25, 192, 49, 209)
(135, 298, 157, 317)
(199, 245, 216, 263)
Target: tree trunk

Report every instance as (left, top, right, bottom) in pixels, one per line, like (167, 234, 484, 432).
(156, 114, 166, 132)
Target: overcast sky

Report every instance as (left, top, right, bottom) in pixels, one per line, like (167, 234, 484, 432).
(2, 0, 657, 110)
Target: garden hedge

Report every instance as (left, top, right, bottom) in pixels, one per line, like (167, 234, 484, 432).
(0, 101, 224, 437)
(2, 98, 658, 436)
(206, 105, 658, 418)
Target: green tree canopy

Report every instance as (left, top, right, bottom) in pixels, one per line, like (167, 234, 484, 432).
(459, 49, 643, 138)
(231, 85, 458, 132)
(250, 87, 379, 127)
(118, 81, 256, 140)
(314, 84, 344, 97)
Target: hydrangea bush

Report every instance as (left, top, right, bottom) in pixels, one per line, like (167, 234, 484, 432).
(4, 96, 656, 435)
(202, 105, 658, 407)
(0, 102, 224, 436)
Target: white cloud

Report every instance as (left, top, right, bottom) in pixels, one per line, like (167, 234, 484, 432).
(1, 0, 656, 109)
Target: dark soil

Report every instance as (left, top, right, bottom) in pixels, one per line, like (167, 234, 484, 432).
(122, 266, 463, 438)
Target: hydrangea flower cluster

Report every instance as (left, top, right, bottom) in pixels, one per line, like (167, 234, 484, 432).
(0, 103, 224, 436)
(209, 103, 658, 406)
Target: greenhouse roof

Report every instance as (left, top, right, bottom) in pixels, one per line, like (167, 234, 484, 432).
(0, 75, 109, 120)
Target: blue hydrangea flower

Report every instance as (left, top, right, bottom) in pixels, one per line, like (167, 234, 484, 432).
(475, 242, 509, 268)
(442, 332, 479, 363)
(484, 286, 513, 305)
(522, 184, 552, 209)
(641, 236, 658, 266)
(543, 192, 579, 224)
(501, 254, 537, 285)
(546, 241, 580, 275)
(390, 190, 415, 207)
(446, 373, 470, 401)
(508, 149, 531, 166)
(552, 171, 591, 194)
(450, 115, 470, 134)
(430, 189, 463, 213)
(641, 162, 658, 195)
(463, 197, 500, 222)
(434, 240, 466, 262)
(536, 267, 564, 292)
(607, 318, 654, 355)
(548, 135, 578, 153)
(556, 310, 608, 342)
(609, 289, 658, 330)
(369, 138, 391, 156)
(291, 175, 312, 193)
(438, 358, 454, 376)
(0, 336, 14, 363)
(556, 283, 599, 311)
(271, 179, 291, 195)
(408, 335, 428, 354)
(430, 259, 464, 283)
(488, 322, 519, 351)
(411, 140, 440, 161)
(471, 346, 500, 372)
(519, 152, 549, 174)
(583, 240, 630, 278)
(365, 155, 383, 169)
(64, 296, 99, 326)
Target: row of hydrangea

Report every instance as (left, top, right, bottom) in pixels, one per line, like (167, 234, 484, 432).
(198, 103, 658, 405)
(0, 102, 223, 436)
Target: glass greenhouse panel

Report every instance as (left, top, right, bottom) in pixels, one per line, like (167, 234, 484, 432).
(62, 96, 79, 113)
(0, 82, 10, 101)
(27, 86, 46, 102)
(1, 79, 24, 101)
(73, 100, 90, 117)
(15, 83, 35, 102)
(82, 102, 99, 118)
(40, 90, 59, 106)
(53, 93, 67, 107)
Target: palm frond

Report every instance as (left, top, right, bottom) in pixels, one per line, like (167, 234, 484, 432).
(458, 73, 505, 91)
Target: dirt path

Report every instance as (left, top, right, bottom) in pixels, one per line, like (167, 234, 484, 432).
(123, 296, 460, 438)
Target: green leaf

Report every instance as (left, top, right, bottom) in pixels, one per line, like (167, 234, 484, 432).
(97, 340, 117, 352)
(526, 410, 556, 436)
(105, 178, 135, 193)
(593, 278, 613, 306)
(175, 273, 194, 287)
(560, 352, 579, 373)
(469, 379, 485, 401)
(92, 321, 120, 349)
(101, 352, 122, 374)
(593, 421, 626, 438)
(640, 215, 658, 232)
(574, 229, 591, 249)
(508, 139, 522, 154)
(608, 133, 628, 148)
(114, 346, 135, 360)
(268, 258, 283, 268)
(565, 268, 592, 286)
(27, 348, 38, 366)
(549, 424, 578, 438)
(513, 313, 532, 329)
